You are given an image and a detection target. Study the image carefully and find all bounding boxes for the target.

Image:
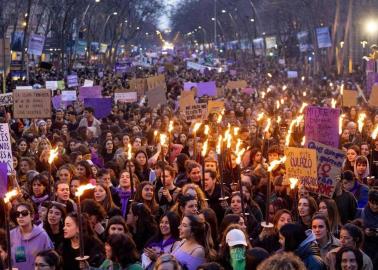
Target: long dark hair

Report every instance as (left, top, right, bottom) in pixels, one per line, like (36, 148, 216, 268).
(108, 233, 140, 268)
(134, 181, 159, 215)
(146, 211, 180, 246)
(44, 202, 67, 237)
(35, 249, 62, 270)
(130, 202, 158, 236)
(335, 246, 363, 270)
(279, 223, 307, 251)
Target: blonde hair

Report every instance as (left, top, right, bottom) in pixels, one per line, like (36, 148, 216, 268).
(181, 183, 208, 209)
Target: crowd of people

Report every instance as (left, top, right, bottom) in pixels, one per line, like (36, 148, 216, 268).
(0, 50, 377, 270)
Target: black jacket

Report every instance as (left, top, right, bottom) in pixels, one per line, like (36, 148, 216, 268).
(295, 234, 327, 270)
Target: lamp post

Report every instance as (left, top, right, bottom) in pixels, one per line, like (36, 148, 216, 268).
(102, 12, 118, 42)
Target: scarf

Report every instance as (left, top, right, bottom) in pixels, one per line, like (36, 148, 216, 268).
(147, 236, 176, 253)
(117, 189, 131, 217)
(31, 194, 49, 205)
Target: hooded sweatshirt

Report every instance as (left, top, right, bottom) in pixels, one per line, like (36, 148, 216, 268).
(10, 225, 54, 270)
(295, 230, 326, 270)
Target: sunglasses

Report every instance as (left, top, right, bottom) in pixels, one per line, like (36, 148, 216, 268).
(15, 210, 30, 217)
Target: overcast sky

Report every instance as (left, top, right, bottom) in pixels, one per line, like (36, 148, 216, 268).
(158, 0, 179, 30)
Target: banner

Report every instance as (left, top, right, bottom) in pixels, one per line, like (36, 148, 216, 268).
(13, 89, 51, 119)
(265, 36, 277, 50)
(114, 92, 137, 103)
(79, 86, 102, 100)
(67, 75, 79, 88)
(366, 72, 378, 97)
(307, 140, 345, 198)
(57, 80, 65, 90)
(343, 90, 357, 107)
(129, 78, 147, 96)
(46, 81, 58, 91)
(184, 103, 207, 122)
(0, 163, 7, 197)
(99, 43, 108, 53)
(83, 79, 94, 87)
(184, 82, 198, 91)
(287, 71, 298, 78)
(297, 31, 312, 52)
(0, 124, 13, 174)
(253, 38, 265, 56)
(226, 80, 248, 89)
(115, 62, 129, 74)
(28, 33, 45, 56)
(61, 91, 77, 101)
(75, 40, 87, 56)
(285, 147, 318, 192)
(84, 98, 112, 119)
(197, 81, 216, 97)
(316, 27, 332, 48)
(147, 87, 167, 107)
(90, 42, 100, 53)
(241, 88, 255, 95)
(305, 106, 339, 148)
(0, 93, 13, 106)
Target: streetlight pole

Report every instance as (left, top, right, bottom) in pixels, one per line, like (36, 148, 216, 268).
(214, 0, 217, 48)
(102, 12, 117, 42)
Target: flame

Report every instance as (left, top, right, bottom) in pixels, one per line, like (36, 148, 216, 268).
(4, 189, 18, 203)
(280, 98, 284, 105)
(289, 178, 299, 189)
(330, 82, 334, 87)
(276, 100, 280, 110)
(263, 118, 271, 133)
(233, 127, 239, 136)
(268, 156, 286, 172)
(282, 85, 287, 91)
(154, 130, 158, 137)
(331, 99, 337, 108)
(303, 91, 307, 97)
(285, 115, 303, 147)
(261, 91, 266, 99)
(301, 136, 306, 146)
(193, 122, 202, 133)
(201, 140, 208, 157)
(299, 103, 308, 114)
(236, 148, 246, 165)
(340, 84, 344, 95)
(216, 136, 222, 154)
(226, 133, 232, 149)
(127, 144, 132, 160)
(339, 114, 345, 135)
(301, 76, 305, 81)
(371, 125, 378, 139)
(235, 139, 242, 154)
(75, 183, 95, 197)
(217, 114, 223, 124)
(168, 121, 174, 133)
(159, 133, 168, 147)
(357, 113, 367, 133)
(204, 125, 210, 135)
(48, 147, 59, 165)
(267, 73, 272, 78)
(267, 87, 272, 93)
(257, 112, 264, 121)
(277, 116, 282, 124)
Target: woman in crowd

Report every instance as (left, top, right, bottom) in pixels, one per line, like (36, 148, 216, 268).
(170, 194, 199, 219)
(135, 150, 154, 182)
(318, 198, 341, 236)
(172, 214, 217, 270)
(335, 246, 364, 270)
(34, 249, 62, 270)
(297, 196, 318, 230)
(104, 215, 130, 238)
(29, 174, 50, 214)
(43, 202, 66, 248)
(343, 145, 360, 172)
(181, 183, 209, 211)
(117, 170, 135, 218)
(135, 181, 161, 219)
(101, 139, 116, 164)
(93, 182, 121, 218)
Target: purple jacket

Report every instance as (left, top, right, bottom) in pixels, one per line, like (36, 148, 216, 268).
(10, 225, 54, 270)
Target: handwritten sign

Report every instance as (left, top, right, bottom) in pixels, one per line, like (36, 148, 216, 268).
(343, 90, 357, 107)
(146, 75, 166, 91)
(207, 100, 225, 114)
(13, 89, 51, 118)
(61, 91, 77, 101)
(114, 92, 137, 103)
(129, 78, 147, 96)
(305, 106, 339, 148)
(0, 124, 13, 174)
(184, 103, 207, 122)
(0, 93, 13, 106)
(46, 81, 58, 91)
(147, 87, 167, 107)
(226, 80, 248, 89)
(307, 140, 345, 198)
(83, 79, 94, 87)
(67, 74, 79, 88)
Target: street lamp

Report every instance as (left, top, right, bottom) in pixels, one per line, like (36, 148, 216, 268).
(102, 12, 118, 41)
(222, 9, 226, 13)
(366, 20, 378, 35)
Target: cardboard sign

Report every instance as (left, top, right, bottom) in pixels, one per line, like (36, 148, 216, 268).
(67, 75, 79, 88)
(0, 124, 13, 174)
(197, 81, 217, 97)
(343, 90, 357, 107)
(84, 98, 112, 119)
(207, 100, 225, 114)
(226, 80, 248, 89)
(147, 87, 167, 108)
(46, 81, 58, 90)
(13, 89, 51, 118)
(308, 140, 345, 198)
(0, 93, 13, 106)
(61, 91, 77, 101)
(129, 78, 147, 96)
(305, 106, 340, 148)
(285, 147, 318, 192)
(179, 91, 196, 111)
(79, 86, 102, 100)
(146, 75, 166, 91)
(114, 92, 137, 103)
(83, 79, 94, 87)
(369, 84, 378, 107)
(0, 163, 7, 197)
(184, 103, 207, 122)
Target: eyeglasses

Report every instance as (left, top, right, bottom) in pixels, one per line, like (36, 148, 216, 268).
(15, 210, 30, 217)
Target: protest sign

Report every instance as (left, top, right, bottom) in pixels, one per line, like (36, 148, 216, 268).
(46, 81, 58, 90)
(305, 106, 339, 148)
(79, 86, 102, 100)
(0, 93, 13, 106)
(27, 33, 45, 56)
(75, 40, 87, 56)
(241, 88, 255, 95)
(316, 27, 332, 48)
(129, 78, 147, 96)
(0, 124, 14, 174)
(207, 100, 225, 115)
(83, 79, 94, 87)
(285, 147, 318, 192)
(146, 75, 166, 91)
(114, 92, 138, 103)
(84, 98, 112, 119)
(15, 86, 33, 90)
(67, 74, 79, 88)
(13, 89, 51, 118)
(197, 81, 216, 97)
(297, 31, 312, 52)
(226, 80, 248, 89)
(0, 163, 7, 197)
(265, 36, 277, 50)
(147, 87, 167, 108)
(308, 140, 345, 198)
(184, 103, 207, 122)
(287, 71, 298, 78)
(369, 84, 378, 107)
(62, 91, 77, 101)
(343, 90, 357, 107)
(179, 91, 196, 111)
(52, 95, 62, 109)
(217, 87, 224, 97)
(184, 82, 198, 91)
(57, 80, 65, 90)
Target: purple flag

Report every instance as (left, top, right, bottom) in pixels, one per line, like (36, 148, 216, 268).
(79, 86, 102, 100)
(184, 82, 197, 91)
(197, 81, 216, 97)
(305, 106, 340, 148)
(84, 98, 112, 119)
(0, 163, 7, 197)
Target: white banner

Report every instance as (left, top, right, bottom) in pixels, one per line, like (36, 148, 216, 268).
(0, 124, 14, 174)
(61, 91, 77, 101)
(114, 92, 138, 103)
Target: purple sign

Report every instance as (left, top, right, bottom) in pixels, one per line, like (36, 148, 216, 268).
(52, 95, 62, 109)
(241, 88, 255, 95)
(0, 163, 7, 197)
(67, 74, 79, 88)
(366, 72, 378, 97)
(115, 62, 129, 74)
(197, 81, 216, 97)
(305, 106, 340, 148)
(84, 98, 112, 119)
(184, 82, 197, 91)
(79, 86, 102, 101)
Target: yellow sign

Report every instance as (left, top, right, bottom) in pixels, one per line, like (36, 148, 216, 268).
(284, 147, 317, 179)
